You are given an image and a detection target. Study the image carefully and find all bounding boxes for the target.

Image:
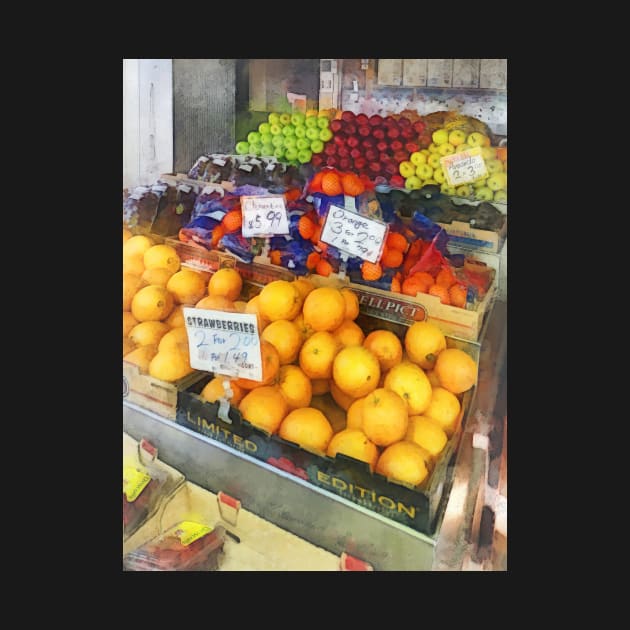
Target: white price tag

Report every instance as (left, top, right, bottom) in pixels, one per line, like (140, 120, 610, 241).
(202, 184, 224, 197)
(249, 158, 262, 166)
(241, 195, 290, 237)
(183, 308, 262, 381)
(239, 163, 253, 172)
(320, 205, 387, 263)
(177, 184, 192, 193)
(199, 156, 210, 162)
(440, 147, 488, 187)
(213, 158, 226, 166)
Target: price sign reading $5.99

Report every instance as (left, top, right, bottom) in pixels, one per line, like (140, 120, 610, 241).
(440, 147, 488, 187)
(183, 307, 262, 381)
(240, 195, 289, 238)
(320, 205, 388, 264)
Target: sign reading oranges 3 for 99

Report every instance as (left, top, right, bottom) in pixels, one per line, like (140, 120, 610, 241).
(440, 147, 488, 187)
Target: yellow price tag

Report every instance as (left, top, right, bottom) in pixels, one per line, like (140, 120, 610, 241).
(123, 466, 151, 502)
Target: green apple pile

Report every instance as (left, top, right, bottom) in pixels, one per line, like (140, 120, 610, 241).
(234, 111, 331, 166)
(397, 128, 508, 203)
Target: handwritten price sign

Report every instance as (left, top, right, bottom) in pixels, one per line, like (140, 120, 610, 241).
(320, 205, 387, 263)
(240, 195, 289, 237)
(440, 147, 488, 187)
(183, 308, 262, 381)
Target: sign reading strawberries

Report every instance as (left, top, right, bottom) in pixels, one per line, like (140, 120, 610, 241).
(440, 147, 488, 187)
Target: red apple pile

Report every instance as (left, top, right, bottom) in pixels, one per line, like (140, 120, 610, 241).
(311, 111, 429, 187)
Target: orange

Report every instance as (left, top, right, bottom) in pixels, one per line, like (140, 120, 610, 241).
(327, 429, 378, 471)
(390, 276, 402, 293)
(239, 385, 288, 434)
(195, 295, 236, 312)
(306, 251, 321, 270)
(270, 250, 282, 266)
(329, 381, 358, 411)
(143, 244, 181, 274)
(428, 284, 451, 305)
(123, 344, 159, 373)
(332, 319, 365, 348)
(363, 329, 403, 372)
(277, 364, 312, 410)
(131, 285, 174, 322)
(381, 247, 404, 269)
(332, 346, 380, 398)
(298, 215, 317, 240)
(424, 387, 462, 436)
(123, 311, 139, 337)
(211, 224, 225, 248)
(449, 284, 467, 308)
(341, 173, 365, 197)
(311, 378, 330, 395)
(165, 304, 185, 328)
(129, 321, 171, 347)
(123, 273, 144, 311)
(292, 277, 316, 301)
(123, 253, 146, 277)
(376, 441, 429, 487)
(123, 228, 132, 243)
(123, 337, 136, 357)
(321, 171, 343, 196)
(123, 234, 154, 258)
(425, 369, 441, 388)
(404, 321, 447, 370)
(434, 348, 477, 394)
(148, 345, 194, 382)
(258, 280, 302, 322)
(299, 331, 340, 380)
(361, 387, 409, 447)
(340, 288, 359, 321)
(292, 312, 316, 342)
(401, 274, 429, 297)
(141, 267, 174, 288)
(208, 267, 243, 301)
(303, 287, 346, 332)
(384, 361, 432, 415)
(200, 376, 245, 407)
(435, 267, 456, 289)
(221, 209, 242, 233)
(278, 407, 334, 453)
(346, 397, 365, 429)
(234, 340, 280, 390)
(261, 319, 303, 365)
(361, 260, 383, 281)
(406, 416, 448, 457)
(315, 258, 333, 277)
(245, 295, 269, 332)
(158, 326, 189, 353)
(386, 232, 408, 253)
(167, 269, 208, 305)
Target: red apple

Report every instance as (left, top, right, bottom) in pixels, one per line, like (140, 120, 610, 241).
(350, 147, 362, 159)
(338, 157, 351, 171)
(324, 143, 337, 156)
(368, 114, 383, 127)
(413, 120, 426, 134)
(389, 174, 405, 188)
(379, 152, 391, 163)
(386, 126, 400, 140)
(384, 162, 398, 176)
(337, 145, 350, 158)
(364, 148, 378, 162)
(356, 113, 369, 126)
(405, 142, 419, 154)
(376, 140, 389, 153)
(330, 119, 343, 133)
(417, 133, 432, 148)
(333, 133, 347, 146)
(390, 139, 403, 152)
(372, 127, 385, 141)
(400, 127, 415, 140)
(347, 136, 360, 148)
(354, 156, 367, 170)
(343, 122, 357, 136)
(393, 149, 409, 163)
(311, 154, 324, 168)
(361, 138, 375, 149)
(326, 156, 338, 167)
(368, 161, 382, 174)
(358, 125, 371, 137)
(384, 116, 398, 127)
(398, 117, 411, 128)
(341, 111, 356, 123)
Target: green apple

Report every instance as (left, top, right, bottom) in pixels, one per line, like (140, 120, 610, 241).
(283, 136, 297, 149)
(268, 112, 281, 125)
(270, 123, 283, 135)
(455, 184, 472, 197)
(319, 127, 333, 142)
(294, 125, 306, 138)
(310, 139, 324, 153)
(235, 141, 250, 155)
(448, 129, 467, 147)
(317, 115, 330, 129)
(284, 146, 298, 161)
(282, 124, 296, 137)
(399, 161, 416, 178)
(428, 153, 442, 170)
(279, 113, 292, 125)
(305, 116, 319, 129)
(472, 177, 488, 189)
(247, 131, 261, 145)
(405, 175, 423, 190)
(437, 143, 455, 156)
(297, 148, 312, 164)
(432, 128, 449, 145)
(260, 133, 273, 146)
(455, 143, 471, 153)
(485, 159, 503, 175)
(296, 137, 310, 151)
(273, 146, 285, 159)
(474, 186, 494, 201)
(416, 163, 434, 180)
(487, 173, 507, 191)
(481, 146, 497, 161)
(271, 135, 285, 148)
(261, 143, 274, 156)
(305, 127, 320, 141)
(410, 152, 427, 166)
(291, 112, 306, 126)
(467, 132, 488, 148)
(433, 167, 446, 184)
(249, 143, 262, 156)
(494, 190, 507, 203)
(258, 122, 271, 135)
(441, 184, 457, 195)
(428, 143, 440, 153)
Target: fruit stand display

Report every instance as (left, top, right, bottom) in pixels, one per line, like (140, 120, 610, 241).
(123, 105, 506, 569)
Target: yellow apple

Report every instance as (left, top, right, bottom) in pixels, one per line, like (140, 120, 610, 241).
(494, 190, 507, 202)
(428, 143, 440, 153)
(432, 128, 449, 145)
(420, 149, 431, 158)
(473, 177, 488, 189)
(437, 143, 455, 156)
(481, 146, 497, 161)
(467, 132, 488, 148)
(410, 151, 427, 166)
(485, 159, 504, 175)
(433, 167, 446, 184)
(405, 175, 423, 190)
(455, 143, 471, 153)
(399, 160, 416, 178)
(487, 173, 507, 191)
(448, 129, 467, 147)
(441, 184, 457, 195)
(428, 153, 442, 169)
(455, 184, 472, 197)
(415, 163, 434, 180)
(474, 187, 494, 201)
